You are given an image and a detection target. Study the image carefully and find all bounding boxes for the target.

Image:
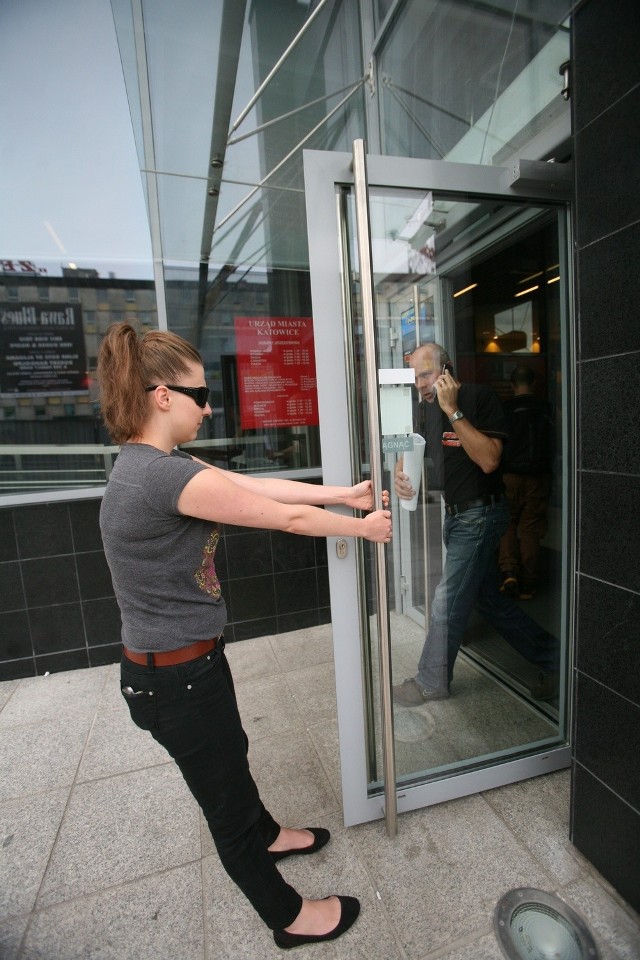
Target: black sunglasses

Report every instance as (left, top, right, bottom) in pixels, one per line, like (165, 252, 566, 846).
(146, 384, 210, 408)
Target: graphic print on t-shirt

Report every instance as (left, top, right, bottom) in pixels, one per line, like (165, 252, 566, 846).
(195, 528, 222, 599)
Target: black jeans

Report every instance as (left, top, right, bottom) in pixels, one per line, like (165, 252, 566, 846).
(120, 642, 303, 929)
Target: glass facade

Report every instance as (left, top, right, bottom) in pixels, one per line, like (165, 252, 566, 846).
(0, 0, 575, 698)
(0, 0, 155, 500)
(376, 0, 569, 164)
(1, 0, 571, 500)
(0, 0, 582, 859)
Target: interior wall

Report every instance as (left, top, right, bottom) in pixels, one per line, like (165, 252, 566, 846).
(571, 0, 640, 913)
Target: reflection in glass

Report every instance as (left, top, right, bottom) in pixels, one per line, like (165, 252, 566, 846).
(377, 0, 570, 165)
(0, 261, 157, 495)
(342, 184, 568, 797)
(164, 263, 322, 475)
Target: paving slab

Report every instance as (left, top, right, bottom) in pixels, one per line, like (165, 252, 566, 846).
(0, 914, 29, 960)
(0, 668, 106, 729)
(234, 672, 307, 741)
(0, 717, 91, 802)
(37, 765, 200, 908)
(22, 862, 204, 960)
(351, 792, 553, 957)
(0, 788, 69, 918)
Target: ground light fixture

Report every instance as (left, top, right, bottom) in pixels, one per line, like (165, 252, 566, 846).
(494, 888, 600, 960)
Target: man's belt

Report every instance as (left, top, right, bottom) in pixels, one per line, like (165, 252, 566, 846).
(123, 636, 221, 667)
(444, 494, 502, 517)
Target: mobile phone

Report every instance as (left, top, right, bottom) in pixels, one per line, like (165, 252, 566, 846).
(442, 362, 454, 375)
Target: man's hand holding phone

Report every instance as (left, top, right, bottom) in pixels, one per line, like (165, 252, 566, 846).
(434, 363, 460, 416)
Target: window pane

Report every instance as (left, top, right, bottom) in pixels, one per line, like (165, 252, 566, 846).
(377, 0, 570, 164)
(0, 262, 156, 496)
(164, 263, 322, 474)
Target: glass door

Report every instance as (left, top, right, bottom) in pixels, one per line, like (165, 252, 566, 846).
(303, 145, 573, 830)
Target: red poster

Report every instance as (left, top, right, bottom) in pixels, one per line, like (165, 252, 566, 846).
(234, 316, 319, 429)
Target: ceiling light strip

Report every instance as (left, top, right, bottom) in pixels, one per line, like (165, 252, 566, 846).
(453, 283, 478, 298)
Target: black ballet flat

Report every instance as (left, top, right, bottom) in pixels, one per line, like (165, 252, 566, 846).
(269, 827, 330, 863)
(273, 895, 360, 949)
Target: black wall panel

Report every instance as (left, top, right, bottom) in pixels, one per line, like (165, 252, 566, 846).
(571, 0, 640, 914)
(0, 497, 331, 679)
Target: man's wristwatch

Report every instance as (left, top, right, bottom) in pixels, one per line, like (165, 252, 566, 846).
(449, 410, 465, 424)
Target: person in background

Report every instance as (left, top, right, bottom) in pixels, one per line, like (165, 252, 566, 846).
(392, 343, 559, 707)
(97, 322, 392, 950)
(264, 427, 298, 467)
(498, 364, 554, 600)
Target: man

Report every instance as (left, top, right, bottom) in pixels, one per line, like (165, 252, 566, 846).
(392, 343, 559, 706)
(498, 364, 554, 600)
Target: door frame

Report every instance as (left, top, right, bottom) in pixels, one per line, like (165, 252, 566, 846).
(303, 147, 575, 827)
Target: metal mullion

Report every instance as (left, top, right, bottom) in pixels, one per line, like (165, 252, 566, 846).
(227, 81, 365, 147)
(230, 0, 333, 134)
(131, 0, 167, 329)
(217, 83, 365, 232)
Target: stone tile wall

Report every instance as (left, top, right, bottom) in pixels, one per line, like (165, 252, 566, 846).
(0, 498, 330, 679)
(571, 0, 640, 913)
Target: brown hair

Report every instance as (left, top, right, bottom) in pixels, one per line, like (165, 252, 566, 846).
(97, 322, 203, 444)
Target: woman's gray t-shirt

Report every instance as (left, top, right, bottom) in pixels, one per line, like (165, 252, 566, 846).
(100, 443, 227, 652)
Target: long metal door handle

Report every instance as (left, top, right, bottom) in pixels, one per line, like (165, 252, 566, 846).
(352, 138, 398, 838)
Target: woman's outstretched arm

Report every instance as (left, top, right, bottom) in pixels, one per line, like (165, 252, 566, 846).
(191, 458, 388, 511)
(178, 467, 392, 543)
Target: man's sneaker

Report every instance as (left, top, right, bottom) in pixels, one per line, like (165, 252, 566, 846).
(393, 678, 449, 706)
(500, 574, 520, 598)
(530, 671, 559, 701)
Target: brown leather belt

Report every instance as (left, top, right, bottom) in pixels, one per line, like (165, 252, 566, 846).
(123, 636, 220, 667)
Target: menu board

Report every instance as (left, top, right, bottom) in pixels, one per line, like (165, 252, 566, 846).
(234, 316, 319, 429)
(0, 303, 88, 396)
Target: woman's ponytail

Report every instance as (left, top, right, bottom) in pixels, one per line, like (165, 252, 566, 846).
(97, 323, 149, 444)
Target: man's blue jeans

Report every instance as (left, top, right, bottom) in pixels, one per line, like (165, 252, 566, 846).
(120, 643, 302, 930)
(416, 499, 560, 694)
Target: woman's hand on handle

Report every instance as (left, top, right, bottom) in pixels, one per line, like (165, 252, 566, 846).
(344, 480, 391, 512)
(362, 509, 392, 543)
(343, 480, 374, 511)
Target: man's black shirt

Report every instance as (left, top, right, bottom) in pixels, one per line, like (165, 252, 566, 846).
(414, 383, 508, 506)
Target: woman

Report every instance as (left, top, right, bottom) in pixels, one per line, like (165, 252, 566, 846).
(97, 322, 392, 949)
